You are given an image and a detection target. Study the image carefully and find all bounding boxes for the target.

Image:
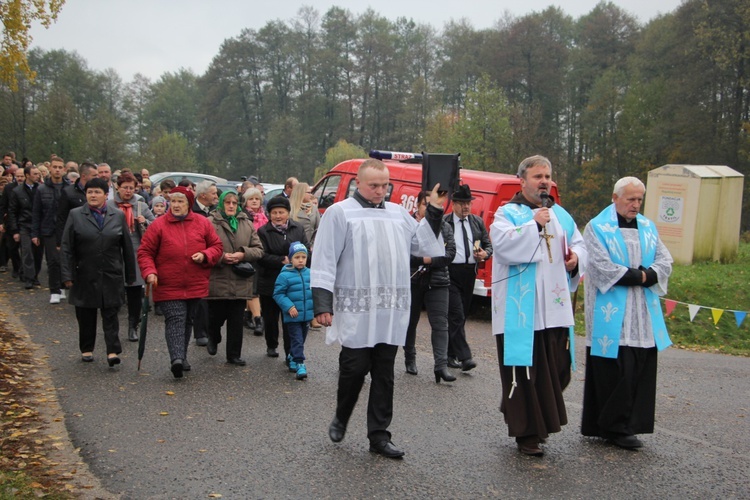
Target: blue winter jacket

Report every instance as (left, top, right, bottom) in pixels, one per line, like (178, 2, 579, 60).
(273, 264, 314, 323)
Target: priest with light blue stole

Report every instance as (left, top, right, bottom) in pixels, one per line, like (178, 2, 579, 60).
(582, 176, 672, 450)
(490, 155, 587, 457)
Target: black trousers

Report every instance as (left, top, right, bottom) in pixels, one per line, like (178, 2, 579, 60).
(207, 299, 246, 360)
(42, 235, 62, 293)
(19, 232, 43, 283)
(260, 294, 290, 355)
(447, 263, 476, 361)
(75, 306, 121, 355)
(3, 230, 20, 273)
(403, 280, 450, 370)
(336, 343, 398, 443)
(125, 285, 143, 328)
(189, 298, 209, 340)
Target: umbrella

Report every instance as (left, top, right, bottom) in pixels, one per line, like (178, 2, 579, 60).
(137, 284, 153, 371)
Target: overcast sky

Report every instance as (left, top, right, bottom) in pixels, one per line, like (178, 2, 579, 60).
(29, 0, 684, 83)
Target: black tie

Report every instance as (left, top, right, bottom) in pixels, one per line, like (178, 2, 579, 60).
(461, 219, 470, 263)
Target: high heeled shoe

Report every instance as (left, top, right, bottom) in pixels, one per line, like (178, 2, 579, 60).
(434, 368, 457, 383)
(107, 355, 121, 367)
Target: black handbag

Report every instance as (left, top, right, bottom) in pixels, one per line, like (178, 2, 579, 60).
(231, 262, 255, 277)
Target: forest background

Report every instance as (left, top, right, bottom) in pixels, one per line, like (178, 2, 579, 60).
(1, 0, 749, 227)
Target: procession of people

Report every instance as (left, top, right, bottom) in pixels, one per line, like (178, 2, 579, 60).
(1, 152, 674, 459)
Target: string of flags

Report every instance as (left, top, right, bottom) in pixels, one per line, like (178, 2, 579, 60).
(662, 298, 747, 328)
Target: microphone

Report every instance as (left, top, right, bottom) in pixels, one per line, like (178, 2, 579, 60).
(540, 192, 552, 208)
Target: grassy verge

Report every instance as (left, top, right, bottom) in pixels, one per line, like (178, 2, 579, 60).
(574, 241, 750, 356)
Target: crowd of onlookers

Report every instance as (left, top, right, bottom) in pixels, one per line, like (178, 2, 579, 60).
(0, 150, 322, 379)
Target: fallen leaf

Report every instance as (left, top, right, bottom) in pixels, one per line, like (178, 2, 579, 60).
(159, 411, 169, 416)
(165, 391, 175, 396)
(208, 494, 222, 498)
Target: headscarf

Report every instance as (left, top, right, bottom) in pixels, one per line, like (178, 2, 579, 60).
(218, 191, 238, 233)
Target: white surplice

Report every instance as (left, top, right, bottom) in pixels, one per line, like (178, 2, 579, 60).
(311, 197, 445, 348)
(490, 204, 588, 336)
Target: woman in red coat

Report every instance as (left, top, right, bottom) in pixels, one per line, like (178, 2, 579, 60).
(137, 186, 223, 378)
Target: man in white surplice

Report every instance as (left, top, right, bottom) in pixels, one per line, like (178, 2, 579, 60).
(490, 155, 587, 457)
(312, 159, 446, 459)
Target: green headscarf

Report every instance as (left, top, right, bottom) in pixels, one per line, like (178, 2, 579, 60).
(218, 191, 238, 233)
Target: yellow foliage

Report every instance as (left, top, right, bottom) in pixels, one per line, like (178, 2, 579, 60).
(0, 0, 66, 90)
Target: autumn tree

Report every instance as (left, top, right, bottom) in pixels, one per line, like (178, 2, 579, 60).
(0, 0, 65, 90)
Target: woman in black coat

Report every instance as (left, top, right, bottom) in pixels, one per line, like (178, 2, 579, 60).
(60, 178, 136, 366)
(257, 196, 308, 360)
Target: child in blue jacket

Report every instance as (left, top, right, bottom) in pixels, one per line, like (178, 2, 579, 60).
(273, 241, 313, 380)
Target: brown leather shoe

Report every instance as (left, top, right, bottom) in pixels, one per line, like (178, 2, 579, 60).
(518, 443, 544, 456)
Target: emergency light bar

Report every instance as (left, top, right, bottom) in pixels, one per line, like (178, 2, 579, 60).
(369, 150, 424, 162)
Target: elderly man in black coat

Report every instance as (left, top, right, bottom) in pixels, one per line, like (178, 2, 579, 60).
(60, 178, 136, 366)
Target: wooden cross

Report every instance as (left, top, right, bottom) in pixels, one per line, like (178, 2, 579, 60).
(541, 227, 554, 263)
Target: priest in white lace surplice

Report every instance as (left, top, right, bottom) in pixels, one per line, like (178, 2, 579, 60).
(311, 159, 446, 459)
(581, 177, 672, 450)
(490, 155, 587, 457)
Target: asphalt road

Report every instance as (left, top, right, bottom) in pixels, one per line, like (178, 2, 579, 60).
(3, 272, 749, 499)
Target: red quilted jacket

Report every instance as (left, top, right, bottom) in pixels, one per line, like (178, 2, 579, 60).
(137, 211, 223, 302)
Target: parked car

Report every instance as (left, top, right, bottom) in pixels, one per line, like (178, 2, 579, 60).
(149, 172, 241, 193)
(261, 183, 284, 200)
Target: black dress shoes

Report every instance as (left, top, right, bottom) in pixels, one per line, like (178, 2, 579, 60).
(128, 327, 139, 342)
(328, 417, 346, 443)
(107, 355, 121, 367)
(195, 337, 208, 347)
(405, 359, 418, 375)
(81, 354, 94, 362)
(182, 359, 191, 371)
(206, 337, 217, 356)
(227, 357, 246, 366)
(434, 368, 457, 383)
(609, 435, 643, 450)
(461, 358, 477, 372)
(267, 348, 279, 358)
(369, 440, 405, 459)
(171, 359, 184, 379)
(447, 357, 461, 368)
(253, 317, 264, 336)
(518, 443, 544, 457)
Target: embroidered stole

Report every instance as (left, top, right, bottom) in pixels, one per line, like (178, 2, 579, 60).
(502, 203, 576, 367)
(591, 204, 671, 358)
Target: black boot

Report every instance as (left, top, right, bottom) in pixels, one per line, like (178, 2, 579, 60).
(253, 316, 263, 336)
(243, 310, 254, 329)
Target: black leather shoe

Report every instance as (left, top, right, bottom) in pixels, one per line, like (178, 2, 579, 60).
(447, 357, 461, 368)
(183, 359, 191, 371)
(609, 435, 643, 449)
(461, 358, 477, 372)
(266, 348, 279, 358)
(518, 443, 544, 457)
(171, 359, 184, 379)
(195, 337, 208, 347)
(405, 359, 418, 375)
(81, 353, 94, 363)
(328, 417, 346, 443)
(128, 327, 139, 342)
(369, 440, 405, 459)
(206, 337, 217, 356)
(107, 355, 121, 367)
(434, 368, 457, 383)
(227, 357, 246, 366)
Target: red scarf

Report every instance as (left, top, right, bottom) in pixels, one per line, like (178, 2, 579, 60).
(117, 202, 134, 233)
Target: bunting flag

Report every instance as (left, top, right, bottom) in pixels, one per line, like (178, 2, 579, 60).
(665, 299, 677, 316)
(736, 311, 747, 328)
(661, 298, 748, 328)
(711, 308, 724, 325)
(688, 304, 701, 321)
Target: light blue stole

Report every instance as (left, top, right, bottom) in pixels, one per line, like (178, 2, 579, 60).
(502, 203, 577, 367)
(590, 204, 671, 358)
